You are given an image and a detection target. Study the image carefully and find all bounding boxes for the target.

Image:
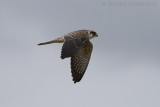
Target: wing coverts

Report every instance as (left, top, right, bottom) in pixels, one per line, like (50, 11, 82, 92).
(61, 34, 87, 59)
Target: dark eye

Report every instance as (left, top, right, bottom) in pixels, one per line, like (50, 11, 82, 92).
(90, 31, 96, 36)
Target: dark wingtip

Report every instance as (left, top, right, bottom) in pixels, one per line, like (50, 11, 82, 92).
(72, 78, 80, 84)
(73, 79, 78, 84)
(60, 54, 70, 59)
(60, 55, 65, 59)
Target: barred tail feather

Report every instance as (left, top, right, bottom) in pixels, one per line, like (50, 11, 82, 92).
(38, 37, 64, 45)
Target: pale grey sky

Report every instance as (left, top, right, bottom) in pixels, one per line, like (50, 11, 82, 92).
(0, 0, 160, 107)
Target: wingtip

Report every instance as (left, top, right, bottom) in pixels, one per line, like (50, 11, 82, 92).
(60, 56, 65, 59)
(72, 78, 80, 84)
(60, 54, 70, 59)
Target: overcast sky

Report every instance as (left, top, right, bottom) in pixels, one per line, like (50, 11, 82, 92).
(0, 0, 160, 107)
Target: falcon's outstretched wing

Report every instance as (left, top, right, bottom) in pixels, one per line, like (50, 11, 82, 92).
(61, 32, 88, 59)
(70, 40, 93, 83)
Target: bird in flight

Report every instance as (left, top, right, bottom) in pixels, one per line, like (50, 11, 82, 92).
(38, 30, 98, 83)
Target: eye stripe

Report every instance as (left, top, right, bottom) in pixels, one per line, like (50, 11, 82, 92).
(90, 31, 96, 36)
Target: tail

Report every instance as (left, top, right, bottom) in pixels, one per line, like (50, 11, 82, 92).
(38, 37, 64, 46)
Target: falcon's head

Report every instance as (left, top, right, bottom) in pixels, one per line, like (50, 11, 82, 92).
(88, 30, 98, 39)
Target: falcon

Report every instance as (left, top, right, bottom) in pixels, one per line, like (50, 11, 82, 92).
(38, 30, 98, 83)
